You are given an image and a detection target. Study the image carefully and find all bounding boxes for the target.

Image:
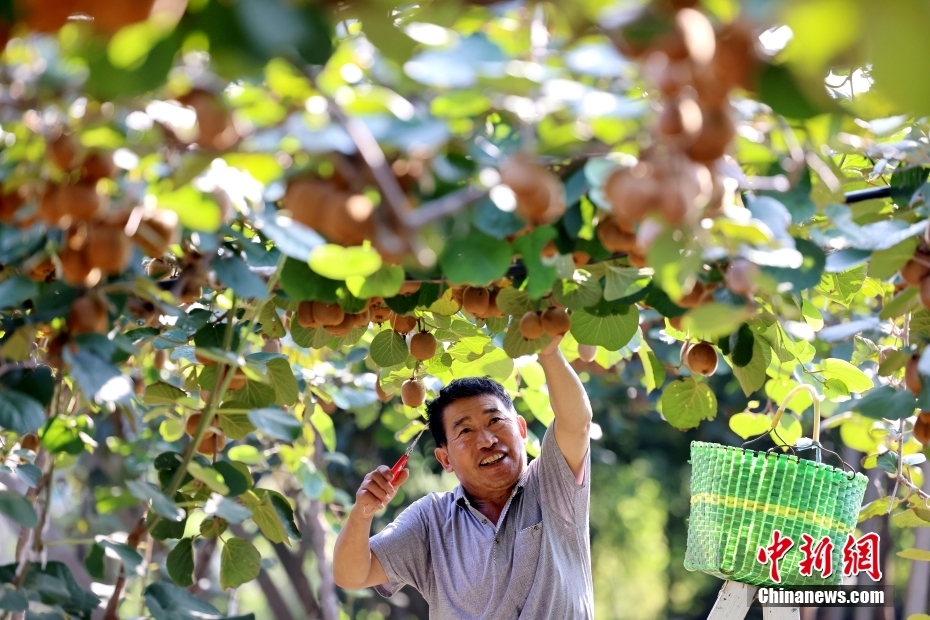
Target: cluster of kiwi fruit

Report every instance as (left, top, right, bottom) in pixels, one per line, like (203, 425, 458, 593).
(283, 176, 376, 249)
(598, 6, 759, 264)
(903, 357, 930, 445)
(518, 307, 571, 340)
(177, 89, 240, 152)
(499, 154, 567, 227)
(460, 286, 506, 319)
(184, 412, 227, 457)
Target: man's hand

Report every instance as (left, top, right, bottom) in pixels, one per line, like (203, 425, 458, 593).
(356, 466, 410, 518)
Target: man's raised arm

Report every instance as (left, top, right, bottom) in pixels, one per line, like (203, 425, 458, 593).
(537, 341, 593, 484)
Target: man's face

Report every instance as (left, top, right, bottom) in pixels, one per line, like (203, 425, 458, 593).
(433, 394, 527, 498)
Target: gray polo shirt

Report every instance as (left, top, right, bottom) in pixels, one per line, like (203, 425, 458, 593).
(369, 422, 593, 619)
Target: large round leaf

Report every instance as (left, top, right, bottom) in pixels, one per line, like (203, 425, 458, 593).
(569, 307, 638, 350)
(660, 379, 717, 431)
(439, 230, 513, 286)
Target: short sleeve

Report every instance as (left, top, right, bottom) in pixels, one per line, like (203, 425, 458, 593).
(368, 496, 432, 598)
(535, 420, 590, 524)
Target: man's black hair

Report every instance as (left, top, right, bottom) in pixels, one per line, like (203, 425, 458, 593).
(426, 377, 514, 446)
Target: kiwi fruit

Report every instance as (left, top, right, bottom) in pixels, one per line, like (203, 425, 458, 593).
(519, 311, 544, 340)
(725, 259, 759, 296)
(86, 223, 132, 275)
(658, 185, 689, 224)
(68, 295, 108, 335)
(154, 349, 167, 370)
(401, 377, 426, 408)
(915, 416, 930, 446)
(196, 431, 227, 456)
(48, 132, 81, 171)
(578, 344, 597, 362)
(350, 308, 371, 328)
(194, 351, 217, 366)
(410, 332, 437, 361)
(687, 342, 718, 375)
(906, 356, 922, 395)
(297, 301, 319, 328)
(59, 182, 106, 223)
(674, 8, 716, 67)
(19, 0, 77, 32)
(132, 209, 179, 257)
(541, 308, 571, 336)
(390, 313, 417, 335)
(678, 281, 708, 308)
(178, 89, 239, 151)
(627, 250, 648, 268)
(920, 276, 930, 309)
(596, 219, 637, 253)
(605, 164, 658, 224)
(370, 304, 394, 323)
(312, 301, 344, 327)
(0, 189, 24, 224)
(901, 255, 930, 286)
(399, 281, 421, 295)
(572, 251, 590, 267)
(185, 412, 218, 437)
(375, 377, 392, 403)
(487, 290, 505, 318)
(284, 177, 331, 229)
(462, 287, 490, 316)
(39, 185, 64, 225)
(82, 0, 155, 32)
(20, 433, 40, 452)
(324, 313, 356, 337)
(684, 105, 735, 162)
(81, 150, 117, 182)
(227, 369, 248, 391)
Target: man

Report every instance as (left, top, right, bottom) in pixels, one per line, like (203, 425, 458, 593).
(332, 340, 594, 618)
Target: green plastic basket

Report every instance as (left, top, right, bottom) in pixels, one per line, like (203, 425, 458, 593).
(684, 386, 867, 587)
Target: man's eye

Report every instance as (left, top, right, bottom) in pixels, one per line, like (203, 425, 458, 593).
(459, 428, 471, 436)
(490, 417, 501, 424)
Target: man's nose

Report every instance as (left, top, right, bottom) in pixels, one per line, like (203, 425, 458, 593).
(476, 427, 498, 449)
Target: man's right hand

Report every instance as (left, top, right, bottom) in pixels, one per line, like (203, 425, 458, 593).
(355, 465, 410, 518)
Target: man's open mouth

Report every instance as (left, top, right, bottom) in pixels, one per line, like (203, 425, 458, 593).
(479, 453, 505, 466)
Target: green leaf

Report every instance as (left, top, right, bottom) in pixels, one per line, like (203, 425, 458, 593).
(0, 584, 28, 613)
(144, 582, 234, 620)
(880, 286, 921, 320)
(309, 244, 382, 280)
(729, 323, 755, 367)
(660, 379, 717, 430)
(155, 186, 222, 232)
(682, 303, 753, 341)
(451, 346, 515, 382)
(439, 230, 513, 286)
(823, 378, 850, 401)
(898, 548, 930, 561)
(217, 410, 256, 441)
(503, 317, 550, 358)
(345, 264, 405, 298)
(570, 308, 639, 350)
(495, 287, 536, 316)
(859, 497, 900, 523)
(757, 62, 826, 119)
(818, 358, 873, 392)
(729, 412, 772, 440)
(731, 338, 771, 397)
(228, 380, 276, 409)
(266, 357, 299, 406)
(83, 28, 182, 100)
(878, 350, 911, 377)
(855, 386, 916, 420)
(551, 274, 603, 309)
(309, 407, 337, 452)
(166, 538, 195, 588)
(603, 267, 651, 302)
(369, 330, 410, 367)
(0, 490, 38, 528)
(0, 276, 38, 309)
(259, 303, 286, 338)
(870, 237, 919, 279)
(248, 407, 301, 442)
(0, 389, 45, 434)
(511, 227, 558, 299)
(800, 300, 824, 331)
(214, 255, 269, 300)
(242, 491, 288, 544)
(257, 489, 301, 541)
(761, 238, 825, 293)
(212, 461, 252, 497)
(279, 258, 340, 303)
(186, 462, 230, 495)
(638, 346, 665, 394)
(816, 265, 866, 308)
(765, 379, 813, 414)
(892, 509, 930, 528)
(235, 0, 332, 65)
(220, 538, 261, 589)
(143, 382, 188, 405)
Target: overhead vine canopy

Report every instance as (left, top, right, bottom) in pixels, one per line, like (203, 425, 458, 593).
(1, 0, 930, 617)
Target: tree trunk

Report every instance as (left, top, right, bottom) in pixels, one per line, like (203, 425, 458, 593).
(271, 540, 323, 618)
(308, 498, 339, 620)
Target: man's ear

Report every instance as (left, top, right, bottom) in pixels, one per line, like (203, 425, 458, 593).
(517, 414, 527, 439)
(434, 446, 453, 472)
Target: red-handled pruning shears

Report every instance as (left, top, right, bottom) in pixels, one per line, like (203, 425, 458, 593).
(390, 428, 426, 482)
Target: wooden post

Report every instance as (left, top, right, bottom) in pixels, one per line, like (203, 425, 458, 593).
(707, 581, 800, 620)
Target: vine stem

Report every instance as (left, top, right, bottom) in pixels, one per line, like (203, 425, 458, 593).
(889, 418, 906, 514)
(102, 256, 285, 620)
(771, 383, 821, 445)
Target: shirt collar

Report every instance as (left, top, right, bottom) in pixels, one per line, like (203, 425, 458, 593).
(454, 467, 529, 508)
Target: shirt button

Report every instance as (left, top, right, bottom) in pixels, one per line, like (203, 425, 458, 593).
(482, 519, 487, 524)
(494, 538, 499, 544)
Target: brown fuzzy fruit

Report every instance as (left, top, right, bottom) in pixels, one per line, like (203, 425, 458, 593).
(59, 182, 106, 223)
(487, 290, 505, 318)
(605, 164, 659, 224)
(146, 257, 173, 280)
(86, 223, 132, 274)
(20, 433, 39, 452)
(185, 413, 217, 437)
(154, 349, 167, 370)
(324, 314, 356, 337)
(399, 281, 421, 295)
(578, 344, 597, 362)
(81, 150, 117, 182)
(371, 305, 393, 323)
(684, 105, 735, 162)
(179, 89, 239, 151)
(572, 251, 590, 267)
(68, 295, 108, 335)
(725, 258, 759, 296)
(0, 189, 24, 224)
(196, 431, 227, 456)
(462, 287, 490, 316)
(687, 342, 718, 376)
(283, 178, 331, 229)
(312, 301, 344, 327)
(297, 301, 319, 328)
(596, 218, 637, 253)
(227, 369, 248, 391)
(410, 332, 438, 361)
(350, 308, 371, 328)
(678, 281, 708, 308)
(133, 209, 179, 257)
(390, 313, 417, 335)
(541, 308, 571, 336)
(194, 351, 217, 366)
(519, 312, 544, 340)
(905, 356, 922, 395)
(48, 132, 81, 171)
(401, 378, 426, 408)
(920, 276, 930, 310)
(915, 416, 930, 446)
(901, 255, 930, 286)
(80, 0, 155, 33)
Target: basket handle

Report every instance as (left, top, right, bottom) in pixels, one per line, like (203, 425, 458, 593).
(770, 383, 820, 444)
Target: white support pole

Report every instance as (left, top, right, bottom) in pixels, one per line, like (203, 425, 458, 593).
(708, 581, 757, 619)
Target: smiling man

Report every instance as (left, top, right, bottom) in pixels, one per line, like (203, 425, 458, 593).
(332, 341, 594, 619)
